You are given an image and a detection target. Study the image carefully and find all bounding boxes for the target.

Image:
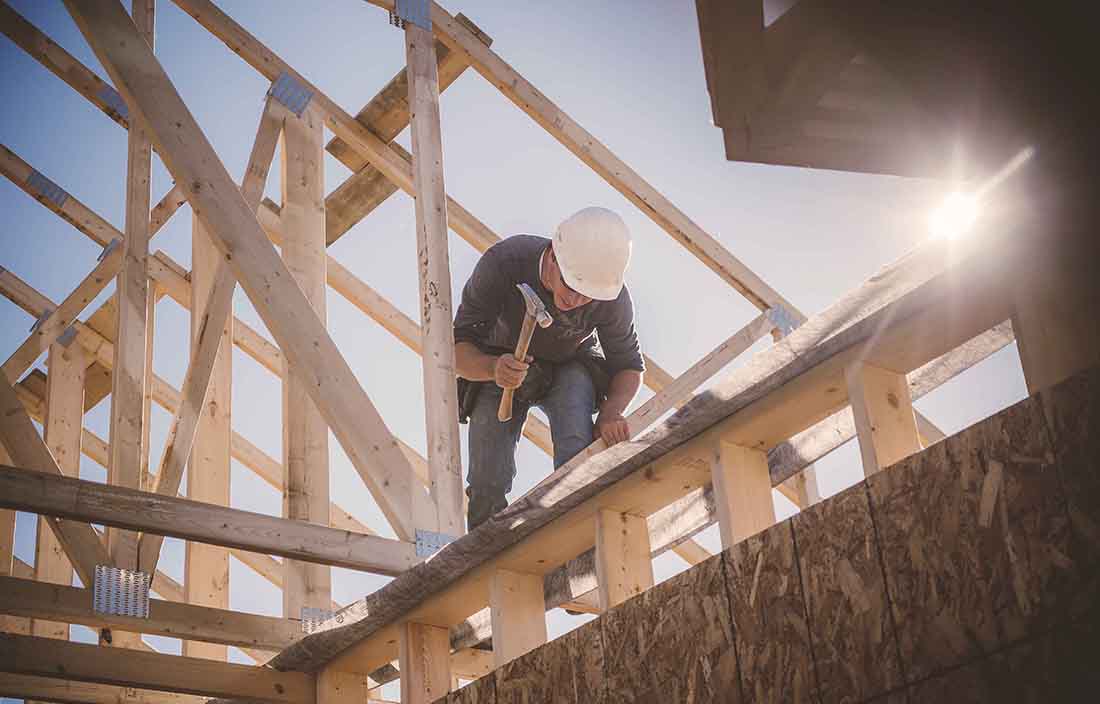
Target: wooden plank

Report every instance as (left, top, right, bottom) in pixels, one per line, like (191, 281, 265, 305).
(107, 0, 156, 574)
(0, 673, 206, 704)
(0, 444, 29, 637)
(140, 287, 157, 488)
(399, 622, 451, 704)
(594, 509, 653, 611)
(278, 98, 333, 617)
(0, 464, 417, 575)
(488, 569, 547, 668)
(138, 92, 282, 580)
(32, 342, 85, 642)
(0, 632, 314, 704)
(0, 576, 300, 651)
(0, 375, 110, 587)
(405, 21, 463, 537)
(449, 648, 493, 679)
(1, 243, 122, 383)
(711, 440, 776, 549)
(64, 0, 422, 539)
(845, 361, 922, 475)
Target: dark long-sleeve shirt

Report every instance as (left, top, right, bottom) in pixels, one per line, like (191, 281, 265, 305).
(453, 235, 644, 376)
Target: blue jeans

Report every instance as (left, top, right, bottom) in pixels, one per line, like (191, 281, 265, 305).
(466, 361, 596, 528)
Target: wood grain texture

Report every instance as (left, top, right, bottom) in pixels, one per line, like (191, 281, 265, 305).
(725, 519, 816, 704)
(867, 394, 1075, 683)
(494, 618, 604, 704)
(794, 481, 902, 702)
(443, 673, 495, 704)
(1038, 365, 1100, 622)
(600, 554, 739, 703)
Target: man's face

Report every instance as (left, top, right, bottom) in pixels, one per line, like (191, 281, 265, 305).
(543, 248, 593, 312)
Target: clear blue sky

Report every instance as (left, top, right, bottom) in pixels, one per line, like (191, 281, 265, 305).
(0, 0, 1027, 692)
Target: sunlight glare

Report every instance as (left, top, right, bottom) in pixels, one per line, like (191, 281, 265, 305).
(929, 192, 980, 240)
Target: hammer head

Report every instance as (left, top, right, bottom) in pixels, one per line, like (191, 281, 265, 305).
(516, 283, 552, 328)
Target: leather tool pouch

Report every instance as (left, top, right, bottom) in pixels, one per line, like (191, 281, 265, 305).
(457, 359, 557, 424)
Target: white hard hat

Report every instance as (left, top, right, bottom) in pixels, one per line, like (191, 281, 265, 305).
(552, 207, 632, 301)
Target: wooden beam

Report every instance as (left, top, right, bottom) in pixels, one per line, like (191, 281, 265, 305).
(0, 464, 417, 575)
(845, 361, 922, 475)
(405, 20, 463, 537)
(711, 440, 776, 550)
(138, 91, 282, 580)
(594, 509, 653, 611)
(32, 341, 85, 642)
(1, 243, 121, 384)
(0, 443, 29, 637)
(449, 648, 493, 679)
(64, 0, 422, 539)
(0, 576, 301, 651)
(398, 622, 451, 704)
(0, 376, 110, 587)
(106, 0, 156, 573)
(0, 632, 314, 704)
(278, 97, 333, 617)
(0, 673, 206, 704)
(488, 569, 546, 668)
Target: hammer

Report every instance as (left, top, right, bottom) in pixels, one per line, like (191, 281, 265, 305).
(499, 283, 553, 422)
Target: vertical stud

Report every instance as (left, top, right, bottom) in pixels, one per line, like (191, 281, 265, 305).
(489, 568, 547, 667)
(711, 439, 776, 549)
(594, 508, 654, 610)
(845, 361, 922, 475)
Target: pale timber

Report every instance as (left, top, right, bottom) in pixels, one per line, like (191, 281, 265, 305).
(32, 342, 85, 642)
(405, 20, 464, 537)
(399, 622, 451, 704)
(845, 361, 923, 475)
(711, 440, 776, 549)
(278, 98, 333, 617)
(0, 576, 300, 651)
(0, 464, 417, 575)
(594, 509, 654, 611)
(0, 673, 205, 704)
(488, 569, 547, 668)
(0, 633, 314, 704)
(107, 0, 155, 572)
(63, 0, 424, 540)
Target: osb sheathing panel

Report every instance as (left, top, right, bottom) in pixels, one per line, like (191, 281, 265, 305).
(448, 673, 495, 704)
(725, 520, 817, 703)
(868, 394, 1079, 683)
(600, 554, 739, 703)
(494, 619, 604, 704)
(1039, 364, 1100, 621)
(794, 482, 903, 702)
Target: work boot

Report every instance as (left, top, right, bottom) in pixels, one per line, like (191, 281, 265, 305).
(467, 489, 508, 531)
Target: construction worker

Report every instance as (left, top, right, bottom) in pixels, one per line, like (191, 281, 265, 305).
(454, 207, 644, 529)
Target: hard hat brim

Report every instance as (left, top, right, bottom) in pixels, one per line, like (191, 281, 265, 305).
(559, 266, 624, 302)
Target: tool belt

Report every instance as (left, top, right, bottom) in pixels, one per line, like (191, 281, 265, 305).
(457, 349, 610, 424)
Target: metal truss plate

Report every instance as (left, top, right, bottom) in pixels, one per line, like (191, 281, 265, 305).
(392, 0, 430, 30)
(25, 170, 68, 208)
(765, 304, 800, 338)
(57, 326, 77, 347)
(93, 565, 151, 619)
(300, 607, 336, 634)
(29, 308, 54, 334)
(268, 72, 313, 117)
(98, 237, 122, 262)
(415, 528, 456, 558)
(97, 83, 130, 122)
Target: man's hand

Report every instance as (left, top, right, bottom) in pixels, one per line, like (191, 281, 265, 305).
(494, 354, 530, 389)
(595, 411, 631, 446)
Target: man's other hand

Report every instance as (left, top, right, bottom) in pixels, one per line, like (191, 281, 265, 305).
(595, 411, 630, 446)
(494, 354, 530, 389)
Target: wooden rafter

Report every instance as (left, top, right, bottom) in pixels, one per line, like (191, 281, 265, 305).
(0, 463, 417, 575)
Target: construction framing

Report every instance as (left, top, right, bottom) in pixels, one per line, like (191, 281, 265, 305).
(1, 1, 1096, 704)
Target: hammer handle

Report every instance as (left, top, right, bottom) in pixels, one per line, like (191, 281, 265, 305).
(498, 313, 538, 422)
